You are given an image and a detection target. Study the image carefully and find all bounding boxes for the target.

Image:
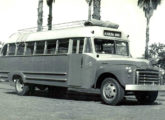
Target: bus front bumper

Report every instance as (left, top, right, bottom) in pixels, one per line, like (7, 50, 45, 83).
(126, 85, 165, 91)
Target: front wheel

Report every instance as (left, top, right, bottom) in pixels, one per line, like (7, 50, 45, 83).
(100, 78, 124, 105)
(135, 91, 158, 104)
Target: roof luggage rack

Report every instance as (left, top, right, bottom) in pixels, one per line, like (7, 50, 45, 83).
(84, 19, 119, 29)
(8, 19, 120, 43)
(18, 19, 119, 33)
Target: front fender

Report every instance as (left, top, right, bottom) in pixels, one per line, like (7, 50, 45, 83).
(95, 65, 133, 87)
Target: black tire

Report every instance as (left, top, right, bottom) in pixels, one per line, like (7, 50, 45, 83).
(48, 86, 67, 98)
(135, 91, 158, 104)
(15, 77, 34, 96)
(100, 77, 124, 105)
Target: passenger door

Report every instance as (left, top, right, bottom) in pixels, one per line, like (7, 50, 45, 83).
(68, 38, 84, 87)
(68, 38, 96, 88)
(80, 38, 96, 88)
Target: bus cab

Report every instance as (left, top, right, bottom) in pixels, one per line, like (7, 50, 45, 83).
(0, 20, 165, 105)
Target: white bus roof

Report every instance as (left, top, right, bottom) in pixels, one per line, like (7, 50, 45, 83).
(7, 20, 129, 44)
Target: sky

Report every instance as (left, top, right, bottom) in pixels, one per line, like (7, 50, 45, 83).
(0, 0, 165, 58)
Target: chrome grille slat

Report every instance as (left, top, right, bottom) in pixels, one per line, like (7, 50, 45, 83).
(138, 71, 158, 74)
(139, 74, 159, 77)
(139, 81, 159, 83)
(136, 69, 160, 85)
(139, 78, 159, 80)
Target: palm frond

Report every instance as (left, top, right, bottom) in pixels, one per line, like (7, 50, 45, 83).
(152, 0, 161, 9)
(138, 0, 144, 8)
(138, 0, 161, 10)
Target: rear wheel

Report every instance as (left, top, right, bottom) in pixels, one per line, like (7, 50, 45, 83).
(15, 77, 34, 96)
(135, 91, 158, 104)
(100, 78, 124, 105)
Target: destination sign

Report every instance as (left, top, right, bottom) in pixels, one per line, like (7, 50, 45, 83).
(104, 30, 121, 38)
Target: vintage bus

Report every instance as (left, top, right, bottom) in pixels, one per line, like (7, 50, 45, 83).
(0, 20, 165, 105)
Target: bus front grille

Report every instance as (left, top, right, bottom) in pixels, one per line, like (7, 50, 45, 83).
(136, 69, 160, 85)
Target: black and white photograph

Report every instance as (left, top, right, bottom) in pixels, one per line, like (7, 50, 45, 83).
(0, 0, 165, 120)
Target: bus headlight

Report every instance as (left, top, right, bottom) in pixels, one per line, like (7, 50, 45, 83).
(125, 66, 133, 74)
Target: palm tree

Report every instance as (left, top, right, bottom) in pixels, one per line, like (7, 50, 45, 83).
(37, 0, 43, 31)
(85, 0, 92, 20)
(92, 0, 101, 20)
(47, 0, 55, 30)
(138, 0, 161, 59)
(85, 0, 101, 20)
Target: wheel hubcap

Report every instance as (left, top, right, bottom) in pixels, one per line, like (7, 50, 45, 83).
(15, 79, 24, 93)
(103, 82, 117, 101)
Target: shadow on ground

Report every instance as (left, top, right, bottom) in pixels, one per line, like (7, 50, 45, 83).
(5, 89, 162, 106)
(120, 98, 161, 106)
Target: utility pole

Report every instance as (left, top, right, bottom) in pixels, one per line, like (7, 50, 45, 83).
(37, 0, 43, 31)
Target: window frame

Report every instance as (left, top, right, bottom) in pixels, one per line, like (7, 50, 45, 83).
(24, 42, 35, 56)
(94, 38, 129, 56)
(57, 39, 70, 54)
(84, 37, 93, 53)
(70, 38, 85, 54)
(115, 40, 129, 56)
(1, 37, 86, 56)
(46, 40, 57, 55)
(35, 41, 45, 55)
(8, 43, 16, 56)
(1, 44, 8, 56)
(16, 43, 25, 56)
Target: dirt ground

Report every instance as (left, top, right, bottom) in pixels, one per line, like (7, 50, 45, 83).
(0, 82, 165, 120)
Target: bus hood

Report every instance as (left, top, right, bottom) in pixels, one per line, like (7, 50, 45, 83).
(96, 54, 150, 68)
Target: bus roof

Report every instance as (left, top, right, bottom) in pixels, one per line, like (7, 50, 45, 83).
(7, 20, 129, 43)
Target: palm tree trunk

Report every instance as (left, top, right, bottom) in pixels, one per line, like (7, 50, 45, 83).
(88, 1, 92, 20)
(37, 0, 43, 31)
(145, 18, 150, 59)
(92, 0, 101, 20)
(48, 3, 53, 30)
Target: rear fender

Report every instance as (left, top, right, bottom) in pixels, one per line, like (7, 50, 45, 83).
(8, 72, 26, 86)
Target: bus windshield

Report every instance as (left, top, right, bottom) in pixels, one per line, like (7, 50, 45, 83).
(94, 39, 129, 56)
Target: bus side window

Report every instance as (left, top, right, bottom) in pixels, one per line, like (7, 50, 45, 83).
(17, 43, 25, 55)
(47, 40, 56, 54)
(1, 44, 7, 56)
(85, 38, 92, 53)
(72, 38, 84, 54)
(79, 39, 84, 53)
(8, 43, 16, 56)
(36, 41, 45, 54)
(58, 39, 69, 54)
(25, 42, 34, 55)
(72, 40, 77, 53)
